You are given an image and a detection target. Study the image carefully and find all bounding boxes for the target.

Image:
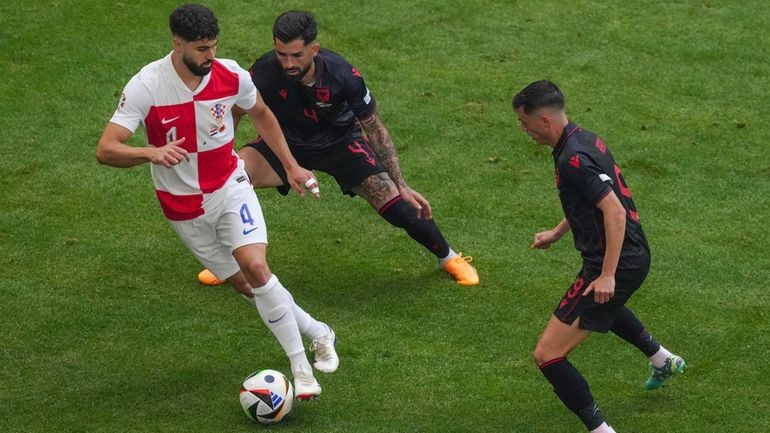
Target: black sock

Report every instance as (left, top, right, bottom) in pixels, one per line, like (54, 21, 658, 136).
(539, 357, 606, 431)
(378, 195, 450, 258)
(610, 306, 660, 357)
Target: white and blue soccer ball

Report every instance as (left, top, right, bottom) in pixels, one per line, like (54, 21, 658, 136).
(239, 369, 294, 424)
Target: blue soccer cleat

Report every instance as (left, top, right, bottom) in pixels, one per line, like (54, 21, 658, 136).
(645, 355, 686, 390)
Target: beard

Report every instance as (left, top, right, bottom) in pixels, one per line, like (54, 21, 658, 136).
(183, 54, 212, 77)
(282, 62, 312, 81)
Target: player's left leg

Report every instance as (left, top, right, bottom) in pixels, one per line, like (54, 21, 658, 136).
(610, 258, 686, 390)
(234, 272, 338, 373)
(351, 172, 479, 285)
(283, 290, 339, 373)
(609, 306, 685, 389)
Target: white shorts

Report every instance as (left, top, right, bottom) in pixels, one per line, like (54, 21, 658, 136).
(169, 167, 267, 281)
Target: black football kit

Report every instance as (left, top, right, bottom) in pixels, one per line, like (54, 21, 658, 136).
(551, 122, 651, 332)
(242, 48, 452, 260)
(245, 48, 386, 195)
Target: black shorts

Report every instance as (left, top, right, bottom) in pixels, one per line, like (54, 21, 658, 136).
(553, 250, 651, 333)
(244, 137, 387, 196)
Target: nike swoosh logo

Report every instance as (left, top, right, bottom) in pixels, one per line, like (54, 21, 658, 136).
(243, 227, 259, 235)
(268, 312, 287, 323)
(161, 116, 180, 124)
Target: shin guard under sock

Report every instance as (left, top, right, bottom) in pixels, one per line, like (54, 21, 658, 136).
(610, 306, 660, 357)
(539, 357, 606, 430)
(252, 275, 307, 366)
(378, 195, 449, 258)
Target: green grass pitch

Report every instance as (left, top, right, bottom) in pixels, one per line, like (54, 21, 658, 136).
(1, 1, 769, 432)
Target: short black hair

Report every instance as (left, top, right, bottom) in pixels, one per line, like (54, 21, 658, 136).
(273, 10, 318, 44)
(169, 3, 219, 41)
(512, 80, 565, 114)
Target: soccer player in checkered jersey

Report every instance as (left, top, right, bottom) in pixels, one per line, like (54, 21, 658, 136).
(96, 4, 338, 400)
(195, 10, 479, 287)
(512, 80, 685, 433)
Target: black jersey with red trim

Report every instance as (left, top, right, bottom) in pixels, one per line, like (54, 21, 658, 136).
(553, 122, 649, 267)
(248, 48, 376, 151)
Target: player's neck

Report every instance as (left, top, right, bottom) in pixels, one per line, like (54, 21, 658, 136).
(548, 116, 570, 147)
(299, 62, 317, 86)
(171, 53, 205, 91)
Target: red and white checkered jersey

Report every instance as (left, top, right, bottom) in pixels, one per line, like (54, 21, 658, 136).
(110, 53, 257, 221)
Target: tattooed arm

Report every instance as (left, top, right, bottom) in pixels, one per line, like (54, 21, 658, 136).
(359, 109, 433, 219)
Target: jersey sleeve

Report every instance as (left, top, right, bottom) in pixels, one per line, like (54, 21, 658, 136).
(559, 152, 614, 205)
(215, 58, 258, 110)
(235, 65, 258, 110)
(341, 65, 376, 119)
(109, 74, 151, 133)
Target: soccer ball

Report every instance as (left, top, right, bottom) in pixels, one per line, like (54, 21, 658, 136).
(239, 369, 294, 424)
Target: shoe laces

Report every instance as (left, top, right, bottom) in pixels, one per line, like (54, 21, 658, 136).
(443, 253, 473, 269)
(294, 369, 317, 386)
(454, 253, 473, 264)
(652, 357, 677, 378)
(309, 333, 335, 361)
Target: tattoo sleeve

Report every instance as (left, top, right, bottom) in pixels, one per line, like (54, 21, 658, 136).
(359, 110, 406, 188)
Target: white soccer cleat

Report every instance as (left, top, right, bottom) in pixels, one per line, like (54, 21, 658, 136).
(293, 369, 322, 401)
(310, 324, 339, 373)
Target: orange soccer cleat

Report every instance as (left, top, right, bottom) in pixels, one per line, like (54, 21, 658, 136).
(197, 269, 225, 286)
(442, 253, 479, 286)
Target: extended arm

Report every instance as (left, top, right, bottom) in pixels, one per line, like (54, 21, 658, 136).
(243, 97, 318, 197)
(532, 218, 571, 249)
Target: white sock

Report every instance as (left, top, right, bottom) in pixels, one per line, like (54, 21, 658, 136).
(285, 290, 327, 341)
(252, 275, 312, 374)
(439, 248, 457, 265)
(590, 422, 617, 433)
(649, 346, 674, 368)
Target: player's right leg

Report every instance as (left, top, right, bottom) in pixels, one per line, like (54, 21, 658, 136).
(170, 183, 323, 400)
(233, 244, 322, 400)
(351, 172, 479, 285)
(534, 316, 617, 433)
(228, 177, 329, 399)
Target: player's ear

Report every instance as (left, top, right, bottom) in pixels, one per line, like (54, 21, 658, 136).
(172, 37, 183, 52)
(539, 111, 552, 129)
(310, 42, 320, 56)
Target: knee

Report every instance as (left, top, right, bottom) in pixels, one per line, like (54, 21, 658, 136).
(228, 271, 255, 296)
(242, 259, 272, 287)
(533, 347, 547, 367)
(533, 343, 561, 367)
(378, 196, 417, 229)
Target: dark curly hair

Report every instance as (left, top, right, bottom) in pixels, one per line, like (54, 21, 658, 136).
(169, 4, 219, 41)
